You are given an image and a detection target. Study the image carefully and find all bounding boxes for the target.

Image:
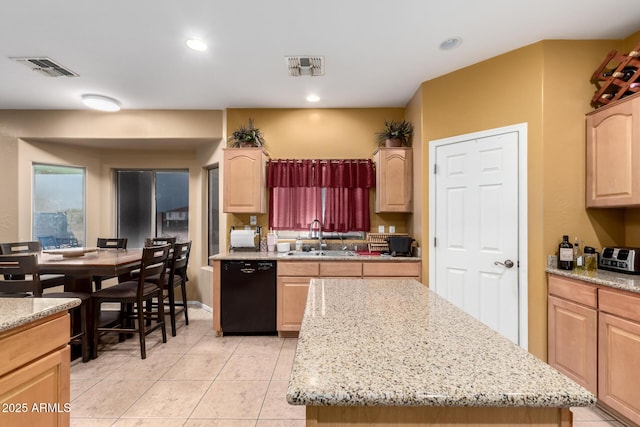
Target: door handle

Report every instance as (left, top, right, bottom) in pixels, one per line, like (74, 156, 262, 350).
(494, 259, 515, 268)
(240, 268, 256, 274)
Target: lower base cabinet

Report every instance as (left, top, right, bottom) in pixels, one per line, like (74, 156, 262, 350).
(0, 313, 71, 427)
(548, 274, 640, 425)
(547, 275, 598, 395)
(278, 277, 314, 332)
(598, 290, 640, 425)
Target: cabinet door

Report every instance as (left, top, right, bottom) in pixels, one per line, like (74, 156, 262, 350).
(547, 295, 597, 394)
(374, 148, 413, 212)
(598, 312, 640, 425)
(586, 95, 640, 207)
(0, 346, 70, 427)
(277, 277, 313, 332)
(223, 148, 267, 213)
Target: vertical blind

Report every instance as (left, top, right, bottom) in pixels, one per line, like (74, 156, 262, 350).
(266, 159, 375, 232)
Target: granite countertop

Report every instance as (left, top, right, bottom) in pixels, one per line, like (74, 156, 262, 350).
(546, 256, 640, 294)
(287, 279, 595, 408)
(210, 251, 420, 261)
(0, 298, 81, 333)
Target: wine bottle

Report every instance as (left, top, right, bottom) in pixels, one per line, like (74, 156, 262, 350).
(558, 235, 573, 270)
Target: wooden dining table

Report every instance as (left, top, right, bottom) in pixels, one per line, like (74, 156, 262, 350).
(38, 248, 143, 293)
(38, 248, 144, 358)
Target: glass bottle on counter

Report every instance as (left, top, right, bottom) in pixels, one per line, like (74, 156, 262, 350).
(558, 235, 574, 270)
(583, 246, 598, 272)
(573, 237, 584, 271)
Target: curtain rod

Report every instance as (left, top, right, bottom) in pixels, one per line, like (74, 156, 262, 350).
(268, 159, 371, 163)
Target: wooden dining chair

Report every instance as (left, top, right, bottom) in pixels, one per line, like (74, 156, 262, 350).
(145, 236, 176, 248)
(147, 241, 192, 336)
(0, 254, 91, 362)
(92, 244, 170, 359)
(93, 237, 128, 290)
(0, 241, 66, 289)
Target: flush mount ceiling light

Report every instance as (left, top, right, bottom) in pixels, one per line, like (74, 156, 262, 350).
(186, 38, 208, 52)
(306, 94, 320, 103)
(81, 94, 120, 112)
(439, 37, 463, 51)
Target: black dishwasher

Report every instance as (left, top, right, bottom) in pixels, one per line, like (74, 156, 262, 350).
(220, 260, 277, 334)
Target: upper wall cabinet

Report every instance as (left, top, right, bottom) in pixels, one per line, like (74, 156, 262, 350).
(373, 147, 413, 213)
(586, 93, 640, 207)
(223, 148, 267, 213)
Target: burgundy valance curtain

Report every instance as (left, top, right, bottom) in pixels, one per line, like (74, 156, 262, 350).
(267, 159, 375, 189)
(267, 159, 375, 232)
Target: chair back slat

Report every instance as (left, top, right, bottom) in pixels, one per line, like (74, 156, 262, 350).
(144, 237, 176, 248)
(138, 244, 171, 289)
(97, 238, 128, 249)
(0, 254, 42, 297)
(0, 241, 42, 254)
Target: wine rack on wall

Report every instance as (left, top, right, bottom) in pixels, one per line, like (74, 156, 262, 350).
(591, 41, 640, 108)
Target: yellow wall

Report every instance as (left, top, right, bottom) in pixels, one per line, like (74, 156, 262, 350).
(0, 110, 224, 307)
(417, 39, 637, 359)
(225, 108, 411, 237)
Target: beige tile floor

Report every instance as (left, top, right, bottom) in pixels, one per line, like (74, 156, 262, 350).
(69, 307, 625, 427)
(69, 307, 304, 427)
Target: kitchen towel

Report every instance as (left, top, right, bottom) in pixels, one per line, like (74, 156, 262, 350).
(230, 230, 256, 248)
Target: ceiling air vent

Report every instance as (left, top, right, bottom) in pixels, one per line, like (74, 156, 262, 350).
(10, 57, 79, 77)
(286, 56, 324, 77)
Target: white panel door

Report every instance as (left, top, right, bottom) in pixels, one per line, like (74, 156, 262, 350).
(433, 130, 520, 344)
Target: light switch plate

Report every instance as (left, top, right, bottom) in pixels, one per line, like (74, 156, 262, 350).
(250, 215, 257, 225)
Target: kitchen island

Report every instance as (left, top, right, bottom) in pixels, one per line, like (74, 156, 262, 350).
(286, 279, 595, 426)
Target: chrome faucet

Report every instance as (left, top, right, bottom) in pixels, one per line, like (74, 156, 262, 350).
(309, 219, 323, 253)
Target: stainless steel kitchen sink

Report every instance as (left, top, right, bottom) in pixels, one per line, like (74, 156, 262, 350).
(284, 250, 357, 257)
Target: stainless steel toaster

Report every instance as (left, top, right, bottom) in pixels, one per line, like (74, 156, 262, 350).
(599, 247, 640, 274)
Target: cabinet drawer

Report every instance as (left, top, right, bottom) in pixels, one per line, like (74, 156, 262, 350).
(362, 262, 420, 277)
(319, 262, 362, 277)
(548, 274, 597, 308)
(0, 313, 69, 377)
(599, 288, 640, 323)
(278, 262, 320, 276)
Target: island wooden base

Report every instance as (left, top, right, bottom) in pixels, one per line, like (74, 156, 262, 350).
(306, 405, 572, 426)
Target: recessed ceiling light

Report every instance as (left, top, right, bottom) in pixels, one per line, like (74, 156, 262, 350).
(186, 38, 208, 52)
(306, 94, 320, 103)
(439, 37, 462, 51)
(81, 94, 120, 112)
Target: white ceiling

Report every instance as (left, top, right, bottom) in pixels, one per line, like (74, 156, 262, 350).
(1, 0, 639, 111)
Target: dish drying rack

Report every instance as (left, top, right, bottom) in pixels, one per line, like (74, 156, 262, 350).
(591, 41, 640, 108)
(367, 232, 408, 253)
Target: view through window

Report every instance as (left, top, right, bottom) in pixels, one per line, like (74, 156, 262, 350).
(116, 170, 189, 248)
(32, 164, 86, 247)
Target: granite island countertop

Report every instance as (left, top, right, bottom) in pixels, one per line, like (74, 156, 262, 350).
(0, 297, 81, 333)
(286, 279, 595, 408)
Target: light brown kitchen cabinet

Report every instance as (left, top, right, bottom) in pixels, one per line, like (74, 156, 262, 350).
(362, 261, 421, 278)
(586, 93, 640, 207)
(547, 276, 597, 394)
(277, 262, 319, 333)
(373, 148, 413, 212)
(0, 313, 71, 427)
(223, 148, 267, 213)
(598, 288, 640, 425)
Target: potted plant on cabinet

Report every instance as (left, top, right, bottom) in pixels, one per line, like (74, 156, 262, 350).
(375, 119, 414, 147)
(228, 118, 266, 148)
